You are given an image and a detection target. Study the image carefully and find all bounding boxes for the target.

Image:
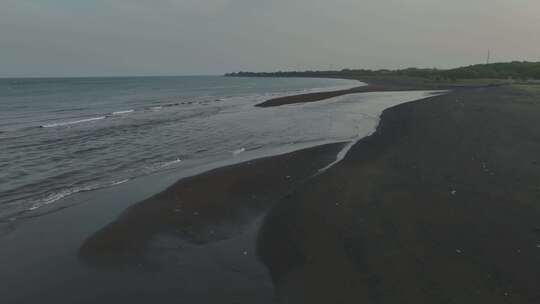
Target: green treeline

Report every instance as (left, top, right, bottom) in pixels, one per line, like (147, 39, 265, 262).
(226, 61, 540, 80)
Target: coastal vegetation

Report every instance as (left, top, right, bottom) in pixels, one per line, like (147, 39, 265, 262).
(226, 61, 540, 82)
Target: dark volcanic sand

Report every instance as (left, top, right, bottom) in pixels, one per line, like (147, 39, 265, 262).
(79, 143, 344, 268)
(259, 85, 540, 303)
(79, 84, 540, 303)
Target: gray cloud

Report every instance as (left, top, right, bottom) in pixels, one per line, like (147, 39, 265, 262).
(1, 0, 539, 77)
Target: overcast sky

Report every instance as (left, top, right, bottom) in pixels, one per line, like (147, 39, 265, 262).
(1, 0, 539, 77)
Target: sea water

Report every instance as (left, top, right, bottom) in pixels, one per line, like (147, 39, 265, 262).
(0, 76, 439, 225)
(0, 76, 359, 220)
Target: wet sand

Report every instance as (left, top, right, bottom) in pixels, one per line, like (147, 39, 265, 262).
(79, 143, 345, 268)
(78, 83, 540, 303)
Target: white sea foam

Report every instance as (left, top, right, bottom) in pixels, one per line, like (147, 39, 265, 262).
(232, 148, 246, 156)
(111, 179, 130, 186)
(26, 178, 132, 212)
(161, 158, 182, 168)
(41, 116, 106, 128)
(112, 109, 134, 115)
(27, 185, 97, 211)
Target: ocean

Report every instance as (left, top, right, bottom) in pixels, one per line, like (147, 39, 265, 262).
(0, 76, 360, 221)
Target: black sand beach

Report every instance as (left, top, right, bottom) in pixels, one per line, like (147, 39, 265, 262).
(81, 82, 540, 303)
(258, 85, 540, 303)
(4, 79, 540, 303)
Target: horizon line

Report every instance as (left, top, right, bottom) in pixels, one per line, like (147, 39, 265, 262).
(0, 74, 224, 80)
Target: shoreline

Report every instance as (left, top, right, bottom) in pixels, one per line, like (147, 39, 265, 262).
(1, 143, 345, 304)
(4, 77, 540, 303)
(72, 83, 441, 303)
(77, 86, 440, 269)
(78, 143, 345, 268)
(256, 75, 497, 108)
